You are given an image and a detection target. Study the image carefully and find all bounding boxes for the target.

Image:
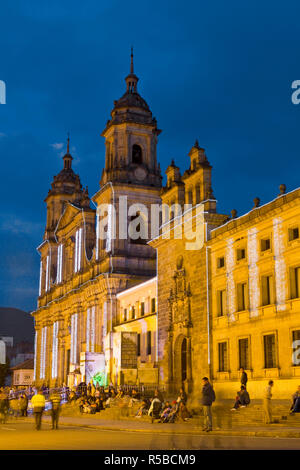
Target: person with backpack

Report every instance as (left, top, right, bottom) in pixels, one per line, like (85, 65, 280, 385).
(50, 389, 61, 429)
(201, 377, 215, 432)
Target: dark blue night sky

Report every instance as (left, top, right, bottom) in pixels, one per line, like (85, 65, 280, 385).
(1, 1, 300, 312)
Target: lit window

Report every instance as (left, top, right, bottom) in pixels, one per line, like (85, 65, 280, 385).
(74, 228, 83, 272)
(218, 342, 228, 372)
(264, 334, 277, 368)
(261, 238, 271, 252)
(57, 243, 63, 283)
(237, 248, 246, 261)
(147, 331, 152, 355)
(217, 290, 226, 317)
(237, 282, 247, 311)
(290, 267, 300, 299)
(292, 330, 300, 366)
(289, 227, 299, 241)
(129, 212, 148, 245)
(131, 306, 135, 320)
(261, 275, 273, 305)
(239, 338, 249, 370)
(137, 334, 141, 356)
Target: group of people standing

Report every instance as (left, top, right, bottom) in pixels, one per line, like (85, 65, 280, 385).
(202, 369, 300, 430)
(30, 388, 61, 430)
(1, 373, 300, 432)
(0, 386, 61, 430)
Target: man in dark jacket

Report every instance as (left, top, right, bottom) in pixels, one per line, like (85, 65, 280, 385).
(19, 394, 28, 417)
(240, 368, 248, 388)
(201, 377, 215, 432)
(50, 390, 61, 430)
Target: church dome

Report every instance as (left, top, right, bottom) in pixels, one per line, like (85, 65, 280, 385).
(48, 137, 82, 196)
(113, 89, 150, 112)
(51, 167, 82, 192)
(102, 49, 159, 135)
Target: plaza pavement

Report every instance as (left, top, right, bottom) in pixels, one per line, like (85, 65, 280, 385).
(25, 413, 300, 439)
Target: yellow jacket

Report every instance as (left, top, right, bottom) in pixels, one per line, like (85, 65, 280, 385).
(31, 393, 46, 408)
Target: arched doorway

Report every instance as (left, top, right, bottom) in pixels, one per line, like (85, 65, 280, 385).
(181, 337, 187, 382)
(174, 335, 188, 388)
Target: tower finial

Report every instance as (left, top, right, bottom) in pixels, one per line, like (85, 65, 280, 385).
(125, 47, 138, 93)
(63, 132, 73, 170)
(130, 46, 134, 74)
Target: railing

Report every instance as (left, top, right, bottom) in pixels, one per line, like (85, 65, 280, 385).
(118, 384, 166, 397)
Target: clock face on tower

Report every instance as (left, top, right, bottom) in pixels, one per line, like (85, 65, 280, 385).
(134, 167, 147, 181)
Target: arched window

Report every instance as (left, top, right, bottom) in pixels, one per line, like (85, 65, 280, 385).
(132, 144, 142, 164)
(187, 189, 193, 205)
(129, 211, 148, 245)
(195, 184, 201, 204)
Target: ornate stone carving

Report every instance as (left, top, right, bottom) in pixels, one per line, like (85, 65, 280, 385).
(168, 264, 192, 328)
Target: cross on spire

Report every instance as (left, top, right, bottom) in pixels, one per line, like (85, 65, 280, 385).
(63, 132, 73, 170)
(125, 46, 138, 93)
(130, 46, 134, 74)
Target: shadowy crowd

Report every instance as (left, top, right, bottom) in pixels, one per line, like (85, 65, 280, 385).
(0, 371, 299, 432)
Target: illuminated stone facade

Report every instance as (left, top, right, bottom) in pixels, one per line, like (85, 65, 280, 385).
(151, 186, 300, 399)
(32, 53, 161, 388)
(32, 55, 300, 400)
(209, 189, 300, 399)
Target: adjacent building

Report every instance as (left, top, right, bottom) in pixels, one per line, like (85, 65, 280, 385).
(11, 359, 34, 387)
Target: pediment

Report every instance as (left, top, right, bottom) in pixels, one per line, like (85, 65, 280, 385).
(55, 202, 81, 235)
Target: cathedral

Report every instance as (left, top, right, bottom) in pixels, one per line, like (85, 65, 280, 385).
(32, 52, 300, 400)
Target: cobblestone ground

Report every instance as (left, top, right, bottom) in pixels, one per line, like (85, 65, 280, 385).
(1, 420, 300, 450)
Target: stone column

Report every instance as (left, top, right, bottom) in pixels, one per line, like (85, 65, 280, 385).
(60, 342, 65, 386)
(186, 336, 193, 394)
(45, 321, 52, 386)
(59, 337, 67, 385)
(33, 325, 40, 384)
(146, 134, 151, 168)
(126, 131, 130, 165)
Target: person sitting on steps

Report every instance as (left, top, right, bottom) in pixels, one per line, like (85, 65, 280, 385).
(231, 385, 250, 410)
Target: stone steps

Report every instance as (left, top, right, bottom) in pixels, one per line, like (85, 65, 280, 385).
(61, 401, 300, 427)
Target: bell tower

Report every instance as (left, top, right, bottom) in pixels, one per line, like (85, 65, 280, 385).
(93, 50, 162, 276)
(100, 48, 162, 188)
(44, 135, 85, 240)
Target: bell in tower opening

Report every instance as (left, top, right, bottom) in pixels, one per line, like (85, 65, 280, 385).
(132, 144, 143, 164)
